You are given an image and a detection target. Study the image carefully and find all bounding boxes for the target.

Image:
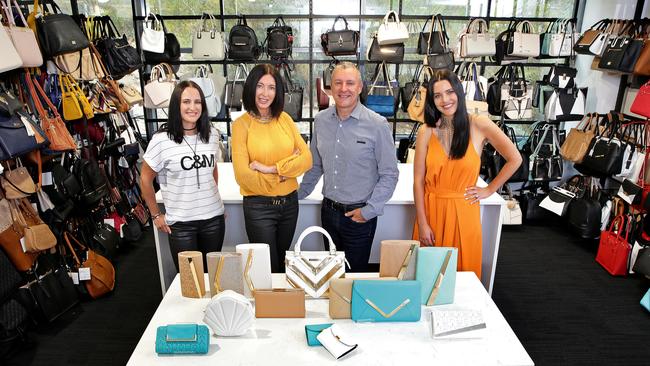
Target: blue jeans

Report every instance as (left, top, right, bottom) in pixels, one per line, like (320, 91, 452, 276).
(320, 198, 377, 272)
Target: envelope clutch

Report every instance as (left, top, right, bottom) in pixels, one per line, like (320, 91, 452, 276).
(379, 240, 419, 279)
(329, 276, 396, 319)
(350, 280, 421, 322)
(305, 323, 333, 346)
(155, 324, 209, 354)
(254, 289, 305, 318)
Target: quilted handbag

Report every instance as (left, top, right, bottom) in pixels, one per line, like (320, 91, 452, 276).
(235, 243, 272, 298)
(2, 0, 42, 67)
(321, 16, 359, 56)
(596, 215, 632, 276)
(376, 11, 408, 45)
(63, 231, 116, 299)
(416, 247, 457, 305)
(140, 13, 164, 53)
(155, 324, 209, 354)
(507, 20, 540, 57)
(192, 13, 225, 61)
(144, 63, 177, 109)
(631, 81, 650, 118)
(190, 65, 220, 117)
(350, 280, 421, 322)
(458, 18, 495, 58)
(285, 226, 347, 298)
(35, 2, 89, 58)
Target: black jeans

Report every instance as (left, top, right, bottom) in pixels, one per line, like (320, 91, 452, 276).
(169, 214, 225, 272)
(321, 198, 377, 272)
(243, 191, 299, 273)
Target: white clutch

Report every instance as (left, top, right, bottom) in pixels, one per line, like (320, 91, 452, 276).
(316, 324, 358, 359)
(235, 243, 272, 298)
(203, 290, 254, 337)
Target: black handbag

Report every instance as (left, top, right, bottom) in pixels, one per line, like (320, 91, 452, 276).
(93, 16, 142, 79)
(575, 121, 623, 177)
(632, 247, 650, 276)
(0, 90, 24, 116)
(367, 36, 404, 63)
(598, 36, 631, 70)
(617, 37, 644, 73)
(427, 52, 455, 71)
(321, 16, 359, 56)
(417, 14, 448, 55)
(92, 223, 120, 261)
(18, 268, 79, 323)
(517, 191, 550, 222)
(322, 61, 337, 89)
(143, 15, 181, 65)
(495, 123, 529, 182)
(265, 16, 293, 59)
(122, 214, 143, 242)
(0, 249, 21, 301)
(528, 124, 563, 182)
(36, 2, 90, 58)
(566, 178, 603, 239)
(0, 114, 39, 161)
(543, 65, 577, 88)
(228, 15, 261, 61)
(280, 64, 303, 121)
(224, 64, 248, 110)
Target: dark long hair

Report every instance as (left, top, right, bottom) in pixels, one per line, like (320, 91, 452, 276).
(423, 69, 470, 160)
(158, 80, 211, 144)
(242, 64, 285, 118)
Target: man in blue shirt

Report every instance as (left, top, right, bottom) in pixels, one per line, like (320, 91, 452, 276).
(299, 62, 399, 272)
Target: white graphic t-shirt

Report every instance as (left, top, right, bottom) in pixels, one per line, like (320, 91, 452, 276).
(143, 128, 225, 224)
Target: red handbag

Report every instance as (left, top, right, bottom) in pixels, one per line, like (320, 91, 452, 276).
(596, 215, 632, 276)
(631, 81, 650, 118)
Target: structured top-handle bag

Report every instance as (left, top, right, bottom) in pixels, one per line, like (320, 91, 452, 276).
(285, 226, 347, 298)
(190, 65, 220, 117)
(459, 18, 495, 58)
(144, 63, 177, 109)
(224, 63, 249, 110)
(140, 12, 164, 53)
(366, 62, 396, 117)
(192, 13, 225, 60)
(507, 20, 540, 57)
(35, 0, 90, 58)
(2, 0, 42, 67)
(377, 11, 409, 45)
(321, 16, 359, 56)
(418, 14, 449, 55)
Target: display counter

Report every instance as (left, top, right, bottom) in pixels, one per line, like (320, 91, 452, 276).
(154, 163, 505, 295)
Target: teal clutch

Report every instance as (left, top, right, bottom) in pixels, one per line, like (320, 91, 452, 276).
(641, 289, 650, 312)
(155, 324, 210, 354)
(350, 280, 421, 322)
(305, 323, 333, 346)
(416, 247, 457, 305)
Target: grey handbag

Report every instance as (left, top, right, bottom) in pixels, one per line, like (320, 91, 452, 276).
(206, 252, 244, 296)
(224, 63, 248, 110)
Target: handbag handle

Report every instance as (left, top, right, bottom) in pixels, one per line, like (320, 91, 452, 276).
(293, 226, 337, 255)
(63, 231, 86, 267)
(368, 62, 393, 96)
(383, 10, 400, 24)
(467, 18, 488, 34)
(607, 215, 630, 242)
(331, 16, 349, 31)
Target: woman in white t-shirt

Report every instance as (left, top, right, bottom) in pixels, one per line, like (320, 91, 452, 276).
(140, 80, 225, 271)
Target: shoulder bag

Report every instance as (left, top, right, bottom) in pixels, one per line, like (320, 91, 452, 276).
(458, 18, 495, 58)
(285, 226, 347, 298)
(377, 11, 409, 45)
(574, 19, 611, 55)
(224, 63, 248, 110)
(35, 0, 89, 58)
(1, 159, 36, 199)
(560, 113, 598, 163)
(93, 15, 141, 79)
(144, 63, 177, 109)
(192, 13, 225, 61)
(544, 87, 587, 122)
(367, 34, 404, 63)
(280, 63, 303, 121)
(321, 16, 359, 56)
(566, 177, 604, 239)
(64, 231, 115, 299)
(9, 198, 56, 253)
(2, 0, 42, 67)
(528, 124, 562, 181)
(140, 12, 164, 53)
(417, 14, 448, 55)
(545, 19, 579, 57)
(143, 15, 180, 65)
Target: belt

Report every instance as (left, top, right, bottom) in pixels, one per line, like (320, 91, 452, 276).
(425, 190, 465, 199)
(323, 197, 366, 213)
(244, 191, 297, 205)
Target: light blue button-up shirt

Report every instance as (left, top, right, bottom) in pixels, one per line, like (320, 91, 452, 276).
(298, 102, 399, 220)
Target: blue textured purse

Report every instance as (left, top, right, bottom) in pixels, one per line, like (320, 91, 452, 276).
(416, 247, 457, 305)
(305, 323, 333, 346)
(155, 324, 210, 354)
(350, 280, 421, 322)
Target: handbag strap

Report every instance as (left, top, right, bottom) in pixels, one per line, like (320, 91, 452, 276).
(383, 10, 399, 24)
(294, 226, 337, 254)
(63, 231, 85, 267)
(331, 15, 349, 31)
(368, 62, 393, 96)
(467, 18, 488, 34)
(187, 256, 202, 296)
(213, 255, 225, 293)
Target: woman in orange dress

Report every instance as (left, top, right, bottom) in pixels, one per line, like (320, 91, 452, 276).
(413, 69, 522, 278)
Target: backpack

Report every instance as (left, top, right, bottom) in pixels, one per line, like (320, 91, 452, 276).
(265, 17, 293, 59)
(73, 159, 109, 206)
(228, 15, 261, 61)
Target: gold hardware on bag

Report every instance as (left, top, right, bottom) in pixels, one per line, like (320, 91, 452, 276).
(329, 286, 350, 304)
(244, 249, 255, 293)
(397, 244, 417, 280)
(427, 250, 452, 306)
(365, 298, 410, 318)
(213, 256, 225, 294)
(166, 333, 197, 342)
(287, 263, 343, 292)
(188, 257, 202, 298)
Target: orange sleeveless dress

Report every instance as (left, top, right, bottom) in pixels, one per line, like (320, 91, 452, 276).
(413, 131, 483, 278)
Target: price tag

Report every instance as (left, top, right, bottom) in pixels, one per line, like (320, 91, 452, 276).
(79, 267, 91, 281)
(42, 172, 53, 186)
(69, 272, 80, 285)
(104, 219, 115, 228)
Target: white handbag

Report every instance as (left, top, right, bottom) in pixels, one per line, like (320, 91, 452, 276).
(203, 290, 254, 337)
(285, 226, 347, 298)
(544, 89, 586, 121)
(457, 62, 488, 102)
(459, 18, 495, 57)
(140, 13, 165, 53)
(316, 324, 358, 360)
(3, 0, 42, 67)
(508, 21, 540, 57)
(547, 20, 579, 57)
(190, 65, 220, 117)
(376, 11, 409, 45)
(0, 19, 22, 73)
(192, 13, 225, 60)
(235, 243, 272, 298)
(144, 63, 177, 109)
(501, 81, 533, 119)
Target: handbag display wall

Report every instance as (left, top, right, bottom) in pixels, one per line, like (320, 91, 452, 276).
(285, 226, 346, 298)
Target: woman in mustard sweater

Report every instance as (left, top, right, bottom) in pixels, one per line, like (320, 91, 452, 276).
(232, 64, 312, 273)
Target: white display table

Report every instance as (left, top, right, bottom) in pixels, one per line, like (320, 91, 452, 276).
(154, 163, 505, 295)
(127, 273, 533, 366)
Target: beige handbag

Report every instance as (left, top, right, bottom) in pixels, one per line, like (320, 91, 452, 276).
(378, 240, 419, 280)
(254, 289, 305, 318)
(407, 86, 426, 123)
(10, 198, 57, 253)
(52, 48, 105, 81)
(178, 251, 206, 298)
(1, 159, 36, 199)
(560, 113, 597, 163)
(328, 277, 395, 319)
(144, 63, 177, 109)
(2, 0, 42, 67)
(206, 252, 244, 296)
(120, 84, 144, 106)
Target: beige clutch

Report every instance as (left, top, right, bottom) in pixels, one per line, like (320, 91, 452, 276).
(178, 251, 205, 298)
(329, 277, 395, 319)
(378, 240, 420, 280)
(206, 252, 244, 297)
(254, 289, 305, 318)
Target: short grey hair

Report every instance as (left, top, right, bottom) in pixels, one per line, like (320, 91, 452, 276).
(332, 61, 362, 83)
